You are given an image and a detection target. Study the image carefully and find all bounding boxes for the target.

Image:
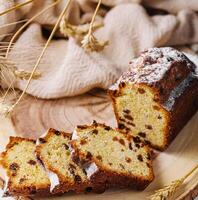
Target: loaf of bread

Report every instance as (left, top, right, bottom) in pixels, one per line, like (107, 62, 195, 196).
(0, 137, 50, 196)
(109, 47, 198, 150)
(71, 121, 154, 190)
(35, 128, 90, 194)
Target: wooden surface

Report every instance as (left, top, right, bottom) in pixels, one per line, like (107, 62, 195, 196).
(0, 90, 197, 200)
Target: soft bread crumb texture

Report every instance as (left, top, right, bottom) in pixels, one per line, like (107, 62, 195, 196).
(114, 83, 169, 149)
(36, 130, 87, 188)
(1, 138, 50, 193)
(73, 124, 153, 179)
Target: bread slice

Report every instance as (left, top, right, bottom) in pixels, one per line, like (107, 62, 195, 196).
(0, 137, 50, 196)
(109, 47, 198, 150)
(71, 121, 154, 190)
(35, 128, 90, 194)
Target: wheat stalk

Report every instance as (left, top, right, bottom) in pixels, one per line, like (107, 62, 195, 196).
(81, 0, 108, 52)
(60, 18, 103, 41)
(0, 0, 33, 17)
(2, 0, 73, 116)
(148, 164, 198, 200)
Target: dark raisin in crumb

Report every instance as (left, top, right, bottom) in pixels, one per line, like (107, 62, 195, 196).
(129, 142, 133, 150)
(27, 160, 36, 165)
(92, 129, 98, 134)
(39, 138, 46, 143)
(138, 88, 145, 94)
(113, 136, 118, 141)
(135, 143, 140, 148)
(119, 118, 125, 122)
(124, 114, 134, 121)
(54, 131, 61, 135)
(118, 123, 125, 129)
(147, 153, 151, 160)
(121, 149, 124, 152)
(138, 132, 146, 138)
(77, 125, 87, 129)
(86, 152, 92, 159)
(104, 126, 111, 131)
(145, 125, 153, 130)
(145, 140, 151, 145)
(119, 139, 125, 146)
(133, 136, 141, 143)
(123, 109, 130, 114)
(125, 157, 131, 163)
(63, 143, 69, 150)
(80, 139, 87, 145)
(137, 154, 143, 162)
(109, 162, 112, 166)
(83, 169, 87, 175)
(74, 175, 82, 183)
(127, 122, 135, 127)
(96, 155, 102, 161)
(158, 115, 162, 119)
(19, 178, 26, 183)
(9, 163, 19, 171)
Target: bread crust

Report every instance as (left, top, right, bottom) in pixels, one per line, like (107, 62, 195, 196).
(71, 122, 154, 191)
(108, 47, 198, 151)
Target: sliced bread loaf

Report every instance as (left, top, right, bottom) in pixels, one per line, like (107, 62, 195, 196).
(0, 137, 50, 197)
(71, 121, 154, 190)
(35, 128, 90, 194)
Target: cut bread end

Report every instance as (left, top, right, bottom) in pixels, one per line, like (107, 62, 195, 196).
(0, 137, 50, 196)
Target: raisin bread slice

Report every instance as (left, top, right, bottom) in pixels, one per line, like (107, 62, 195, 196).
(109, 47, 198, 150)
(0, 137, 50, 197)
(35, 128, 90, 194)
(71, 121, 154, 190)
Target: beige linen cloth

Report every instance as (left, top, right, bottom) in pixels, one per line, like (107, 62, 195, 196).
(0, 0, 198, 98)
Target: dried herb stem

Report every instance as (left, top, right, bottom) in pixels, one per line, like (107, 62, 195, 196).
(0, 0, 33, 17)
(6, 0, 72, 115)
(148, 164, 198, 200)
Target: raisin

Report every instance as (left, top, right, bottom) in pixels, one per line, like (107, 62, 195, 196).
(129, 143, 133, 150)
(118, 123, 125, 129)
(125, 157, 131, 163)
(39, 138, 46, 143)
(147, 153, 151, 160)
(145, 125, 153, 130)
(113, 136, 118, 141)
(120, 82, 126, 87)
(135, 143, 140, 148)
(137, 154, 143, 162)
(123, 109, 130, 114)
(138, 132, 146, 138)
(104, 126, 111, 131)
(54, 131, 61, 136)
(124, 114, 134, 121)
(27, 160, 36, 165)
(158, 115, 162, 119)
(92, 129, 98, 135)
(9, 163, 19, 171)
(133, 136, 141, 143)
(138, 88, 145, 94)
(119, 139, 125, 146)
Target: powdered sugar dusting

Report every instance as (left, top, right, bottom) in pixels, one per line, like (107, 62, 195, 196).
(121, 47, 194, 84)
